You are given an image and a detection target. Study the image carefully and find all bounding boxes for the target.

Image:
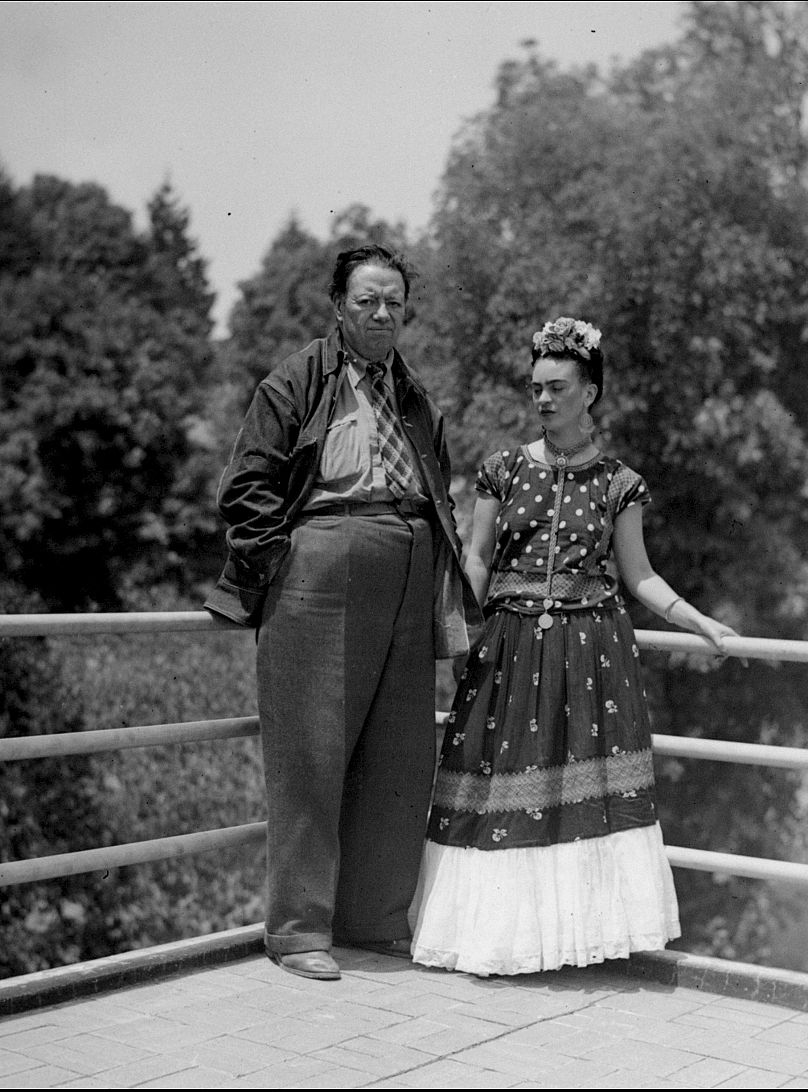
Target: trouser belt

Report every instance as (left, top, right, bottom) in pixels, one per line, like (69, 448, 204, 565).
(300, 499, 433, 519)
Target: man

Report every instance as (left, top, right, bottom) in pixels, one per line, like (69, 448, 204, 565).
(205, 244, 479, 980)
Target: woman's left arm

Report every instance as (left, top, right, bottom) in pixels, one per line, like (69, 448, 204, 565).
(612, 503, 739, 653)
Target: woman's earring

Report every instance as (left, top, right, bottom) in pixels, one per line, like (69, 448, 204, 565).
(580, 409, 594, 435)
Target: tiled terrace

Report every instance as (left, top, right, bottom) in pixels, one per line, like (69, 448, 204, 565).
(2, 938, 808, 1089)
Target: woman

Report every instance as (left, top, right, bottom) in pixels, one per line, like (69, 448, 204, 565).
(410, 316, 737, 977)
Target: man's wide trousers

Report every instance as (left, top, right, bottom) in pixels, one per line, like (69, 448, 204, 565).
(257, 510, 436, 955)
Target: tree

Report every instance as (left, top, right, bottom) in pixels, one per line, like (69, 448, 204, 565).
(225, 215, 333, 398)
(143, 180, 216, 338)
(0, 176, 217, 608)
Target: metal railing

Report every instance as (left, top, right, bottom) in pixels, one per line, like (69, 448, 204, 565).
(2, 612, 808, 892)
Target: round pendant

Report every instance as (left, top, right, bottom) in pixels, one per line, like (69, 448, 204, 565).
(538, 613, 554, 630)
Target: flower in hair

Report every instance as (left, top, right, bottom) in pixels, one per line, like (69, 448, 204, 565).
(532, 317, 602, 361)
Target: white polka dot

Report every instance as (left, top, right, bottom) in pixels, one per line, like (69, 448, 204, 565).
(559, 520, 566, 528)
(496, 516, 501, 524)
(525, 545, 532, 553)
(580, 485, 587, 492)
(529, 520, 538, 528)
(555, 545, 561, 553)
(539, 472, 547, 479)
(503, 450, 510, 457)
(513, 476, 520, 485)
(503, 522, 509, 530)
(564, 494, 571, 502)
(547, 510, 554, 517)
(517, 506, 525, 514)
(593, 477, 599, 486)
(571, 533, 578, 541)
(541, 533, 549, 541)
(587, 523, 595, 531)
(534, 495, 543, 503)
(513, 532, 521, 540)
(522, 482, 530, 490)
(581, 548, 588, 556)
(536, 558, 544, 566)
(551, 484, 558, 492)
(575, 508, 583, 516)
(590, 501, 596, 509)
(510, 559, 518, 567)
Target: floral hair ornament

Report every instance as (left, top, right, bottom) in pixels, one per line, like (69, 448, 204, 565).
(532, 317, 602, 361)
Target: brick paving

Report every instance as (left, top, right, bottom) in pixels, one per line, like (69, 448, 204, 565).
(1, 948, 807, 1089)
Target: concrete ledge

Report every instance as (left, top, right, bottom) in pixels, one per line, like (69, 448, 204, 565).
(3, 929, 808, 1017)
(610, 949, 808, 1012)
(0, 924, 264, 1016)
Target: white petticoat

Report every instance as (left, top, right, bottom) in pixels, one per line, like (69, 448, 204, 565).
(409, 823, 680, 977)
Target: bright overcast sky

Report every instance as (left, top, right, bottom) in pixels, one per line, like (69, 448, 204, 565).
(1, 1, 684, 334)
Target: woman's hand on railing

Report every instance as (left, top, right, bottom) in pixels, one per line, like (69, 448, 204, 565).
(698, 616, 740, 653)
(694, 615, 747, 665)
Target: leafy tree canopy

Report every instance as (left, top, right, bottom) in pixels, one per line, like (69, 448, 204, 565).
(0, 174, 217, 608)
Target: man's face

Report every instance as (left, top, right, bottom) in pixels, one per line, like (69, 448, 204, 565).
(335, 263, 406, 362)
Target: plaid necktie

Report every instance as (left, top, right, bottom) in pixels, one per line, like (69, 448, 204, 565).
(366, 362, 415, 499)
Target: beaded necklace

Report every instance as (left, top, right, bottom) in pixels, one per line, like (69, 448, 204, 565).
(542, 432, 591, 469)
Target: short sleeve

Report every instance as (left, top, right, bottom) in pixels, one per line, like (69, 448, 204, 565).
(475, 450, 510, 501)
(611, 463, 652, 519)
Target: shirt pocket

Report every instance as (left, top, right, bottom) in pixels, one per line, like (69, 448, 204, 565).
(317, 411, 368, 486)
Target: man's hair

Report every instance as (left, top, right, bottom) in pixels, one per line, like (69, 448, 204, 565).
(328, 245, 415, 302)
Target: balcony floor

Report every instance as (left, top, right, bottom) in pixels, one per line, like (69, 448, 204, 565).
(2, 947, 808, 1089)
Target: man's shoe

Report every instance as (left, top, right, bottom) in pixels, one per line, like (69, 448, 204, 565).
(268, 949, 341, 980)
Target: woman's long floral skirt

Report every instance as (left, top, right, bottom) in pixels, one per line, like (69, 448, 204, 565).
(410, 602, 681, 976)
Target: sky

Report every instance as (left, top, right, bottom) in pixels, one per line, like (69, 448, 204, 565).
(1, 1, 685, 334)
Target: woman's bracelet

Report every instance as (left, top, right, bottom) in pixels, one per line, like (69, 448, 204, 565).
(664, 596, 684, 624)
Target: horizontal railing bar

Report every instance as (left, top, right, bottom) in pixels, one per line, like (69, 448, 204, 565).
(0, 823, 267, 887)
(637, 630, 808, 663)
(3, 824, 805, 889)
(0, 612, 243, 637)
(667, 846, 808, 886)
(0, 717, 259, 762)
(651, 734, 808, 769)
(2, 613, 808, 664)
(3, 718, 807, 771)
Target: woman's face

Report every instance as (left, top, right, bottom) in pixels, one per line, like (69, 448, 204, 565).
(529, 355, 596, 434)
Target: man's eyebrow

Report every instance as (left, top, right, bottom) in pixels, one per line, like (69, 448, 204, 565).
(352, 290, 405, 298)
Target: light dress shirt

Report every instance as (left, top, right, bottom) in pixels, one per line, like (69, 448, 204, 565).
(303, 352, 427, 510)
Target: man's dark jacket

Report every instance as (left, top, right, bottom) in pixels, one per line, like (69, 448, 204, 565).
(204, 332, 481, 656)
